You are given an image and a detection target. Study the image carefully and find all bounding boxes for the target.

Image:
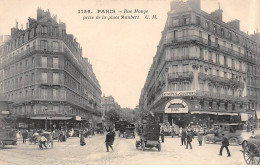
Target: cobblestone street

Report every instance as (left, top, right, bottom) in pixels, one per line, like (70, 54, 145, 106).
(1, 130, 258, 165)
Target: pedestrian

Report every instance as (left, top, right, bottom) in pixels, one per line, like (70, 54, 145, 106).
(181, 128, 186, 146)
(39, 135, 47, 150)
(105, 130, 114, 152)
(160, 125, 165, 143)
(197, 132, 203, 146)
(22, 129, 28, 144)
(219, 134, 231, 157)
(186, 130, 193, 149)
(80, 129, 86, 146)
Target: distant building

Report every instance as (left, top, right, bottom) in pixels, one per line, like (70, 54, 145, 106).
(0, 8, 102, 129)
(139, 0, 260, 127)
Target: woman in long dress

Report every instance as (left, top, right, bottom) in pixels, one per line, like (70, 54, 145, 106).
(80, 130, 86, 146)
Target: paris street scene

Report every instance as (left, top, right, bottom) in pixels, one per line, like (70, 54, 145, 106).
(0, 0, 260, 165)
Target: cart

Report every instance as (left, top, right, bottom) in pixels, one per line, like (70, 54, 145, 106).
(204, 123, 244, 145)
(96, 123, 104, 134)
(135, 124, 161, 151)
(125, 123, 135, 139)
(241, 135, 260, 165)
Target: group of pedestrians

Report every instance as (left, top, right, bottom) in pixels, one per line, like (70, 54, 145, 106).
(180, 128, 197, 149)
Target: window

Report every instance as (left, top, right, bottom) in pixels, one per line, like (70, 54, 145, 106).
(208, 34, 211, 45)
(183, 17, 187, 25)
(172, 65, 178, 73)
(196, 16, 201, 25)
(209, 51, 212, 61)
(40, 40, 48, 51)
(31, 73, 35, 83)
(183, 82, 190, 91)
(53, 89, 58, 99)
(224, 72, 227, 78)
(200, 48, 203, 58)
(205, 21, 209, 29)
(53, 73, 59, 84)
(41, 72, 47, 83)
(173, 83, 177, 91)
(53, 57, 59, 68)
(182, 64, 189, 72)
(52, 41, 59, 52)
(41, 56, 47, 67)
(213, 24, 217, 33)
(216, 54, 219, 64)
(32, 57, 35, 65)
(172, 19, 179, 26)
(41, 88, 47, 99)
(220, 28, 224, 36)
(224, 56, 227, 66)
(216, 70, 219, 76)
(41, 26, 47, 34)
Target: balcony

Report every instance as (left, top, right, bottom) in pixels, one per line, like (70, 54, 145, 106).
(195, 90, 247, 102)
(2, 45, 63, 66)
(168, 72, 193, 81)
(164, 35, 253, 63)
(37, 79, 64, 86)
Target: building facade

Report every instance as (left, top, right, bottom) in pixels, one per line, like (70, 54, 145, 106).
(0, 8, 102, 129)
(139, 0, 260, 128)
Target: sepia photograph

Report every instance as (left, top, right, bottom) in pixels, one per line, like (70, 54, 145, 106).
(0, 0, 260, 165)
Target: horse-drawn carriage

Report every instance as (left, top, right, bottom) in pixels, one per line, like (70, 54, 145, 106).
(136, 124, 161, 151)
(125, 123, 135, 139)
(96, 123, 104, 134)
(241, 135, 260, 165)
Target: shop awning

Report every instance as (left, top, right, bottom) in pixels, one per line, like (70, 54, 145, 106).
(256, 111, 260, 119)
(191, 111, 238, 116)
(30, 116, 73, 120)
(191, 111, 218, 115)
(217, 112, 238, 116)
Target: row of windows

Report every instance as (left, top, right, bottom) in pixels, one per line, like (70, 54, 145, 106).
(199, 100, 243, 111)
(199, 82, 243, 97)
(195, 15, 260, 53)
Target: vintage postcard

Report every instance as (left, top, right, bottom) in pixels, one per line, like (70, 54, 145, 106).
(0, 0, 260, 165)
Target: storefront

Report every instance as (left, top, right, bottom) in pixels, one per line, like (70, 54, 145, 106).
(152, 98, 240, 129)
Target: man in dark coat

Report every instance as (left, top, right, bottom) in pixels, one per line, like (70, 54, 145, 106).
(186, 130, 193, 149)
(22, 130, 28, 143)
(105, 131, 114, 152)
(219, 134, 231, 157)
(181, 128, 187, 146)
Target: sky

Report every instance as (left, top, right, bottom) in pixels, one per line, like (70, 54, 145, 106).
(0, 0, 259, 109)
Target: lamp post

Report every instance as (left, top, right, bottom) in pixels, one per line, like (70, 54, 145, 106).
(44, 106, 48, 130)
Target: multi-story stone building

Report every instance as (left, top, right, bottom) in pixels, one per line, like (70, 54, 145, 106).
(139, 0, 260, 127)
(101, 95, 123, 121)
(0, 8, 102, 129)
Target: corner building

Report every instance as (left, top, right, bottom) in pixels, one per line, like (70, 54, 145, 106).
(139, 0, 260, 128)
(0, 9, 102, 129)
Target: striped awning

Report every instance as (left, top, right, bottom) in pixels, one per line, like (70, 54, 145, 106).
(30, 116, 72, 120)
(191, 111, 238, 116)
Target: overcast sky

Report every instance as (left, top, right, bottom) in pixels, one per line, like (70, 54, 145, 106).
(0, 0, 259, 109)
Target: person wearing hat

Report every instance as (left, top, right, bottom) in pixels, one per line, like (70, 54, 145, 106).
(186, 129, 193, 149)
(180, 128, 186, 146)
(219, 134, 231, 157)
(105, 130, 114, 152)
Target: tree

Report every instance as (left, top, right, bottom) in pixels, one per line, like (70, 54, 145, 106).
(105, 109, 120, 124)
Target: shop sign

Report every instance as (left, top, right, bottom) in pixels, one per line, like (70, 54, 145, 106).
(1, 111, 9, 114)
(165, 99, 189, 114)
(163, 91, 196, 97)
(76, 116, 81, 121)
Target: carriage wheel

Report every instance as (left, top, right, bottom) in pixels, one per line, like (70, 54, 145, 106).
(243, 141, 260, 165)
(204, 136, 210, 144)
(0, 141, 5, 149)
(158, 142, 161, 152)
(229, 137, 238, 146)
(141, 141, 145, 151)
